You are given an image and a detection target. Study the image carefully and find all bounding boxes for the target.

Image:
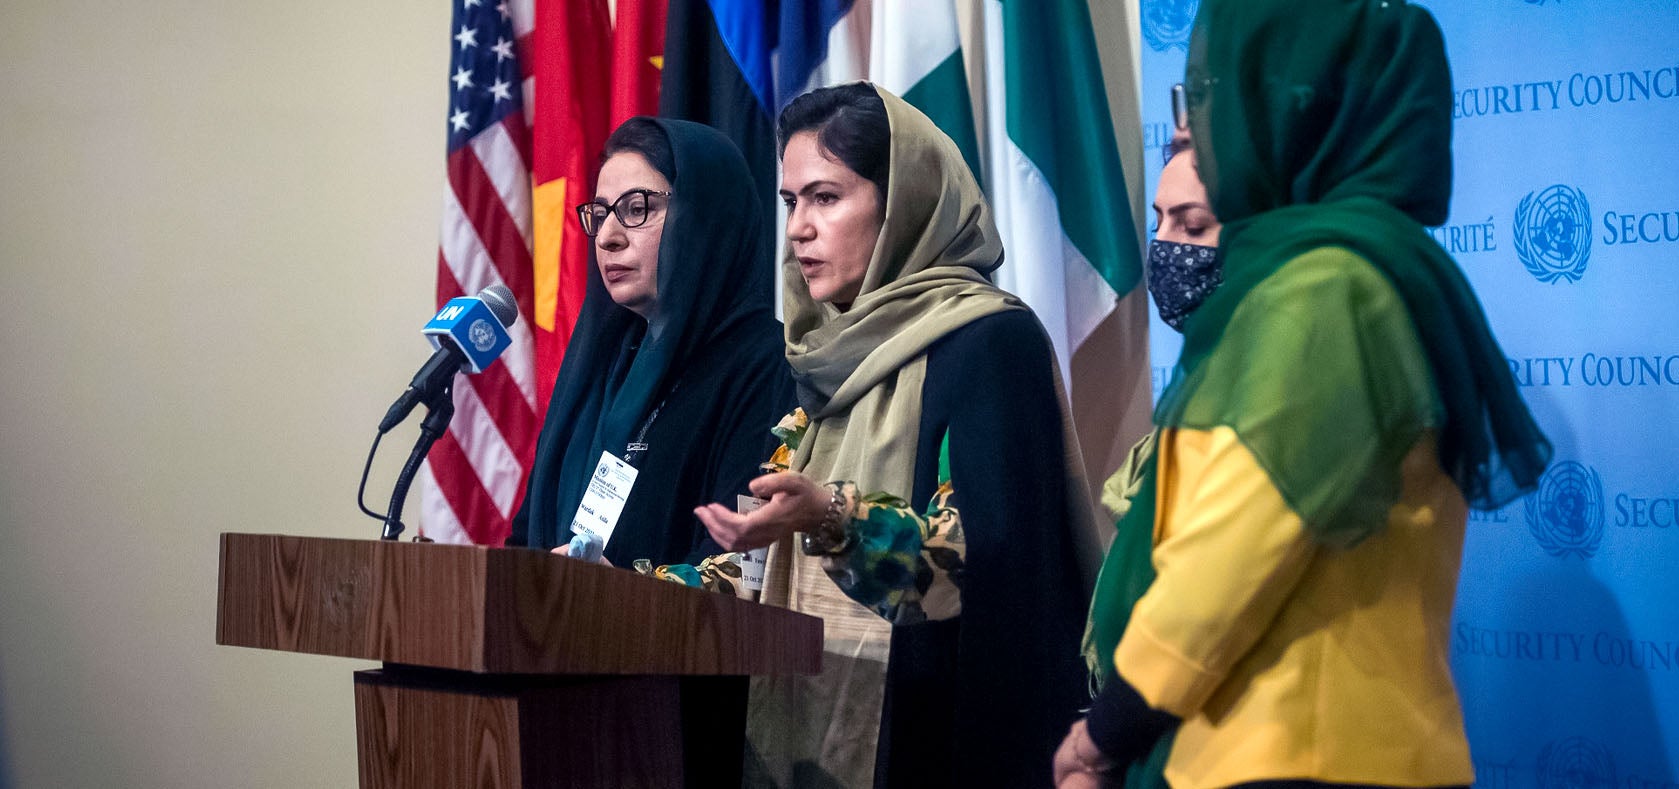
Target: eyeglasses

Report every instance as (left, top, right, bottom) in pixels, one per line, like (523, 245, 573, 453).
(575, 189, 673, 237)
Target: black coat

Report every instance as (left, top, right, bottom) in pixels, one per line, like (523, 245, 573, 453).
(875, 310, 1090, 789)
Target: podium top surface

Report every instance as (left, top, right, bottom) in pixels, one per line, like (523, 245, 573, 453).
(216, 532, 823, 676)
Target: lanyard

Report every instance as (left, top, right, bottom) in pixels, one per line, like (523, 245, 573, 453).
(623, 380, 679, 466)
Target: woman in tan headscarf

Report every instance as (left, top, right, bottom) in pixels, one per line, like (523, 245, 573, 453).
(695, 82, 1099, 788)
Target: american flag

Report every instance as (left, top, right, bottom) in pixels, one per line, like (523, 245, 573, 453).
(417, 0, 542, 545)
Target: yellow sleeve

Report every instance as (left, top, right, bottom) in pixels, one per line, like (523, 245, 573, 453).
(1114, 425, 1318, 717)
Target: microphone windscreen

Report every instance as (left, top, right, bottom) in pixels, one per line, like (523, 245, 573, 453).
(478, 284, 519, 328)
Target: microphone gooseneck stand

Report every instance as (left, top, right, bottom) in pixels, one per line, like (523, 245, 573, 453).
(380, 383, 456, 541)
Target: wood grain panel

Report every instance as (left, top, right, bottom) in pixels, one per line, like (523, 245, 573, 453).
(217, 533, 823, 676)
(354, 669, 522, 789)
(353, 668, 685, 789)
(482, 546, 824, 675)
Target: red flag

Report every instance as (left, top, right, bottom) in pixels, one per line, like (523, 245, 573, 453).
(612, 0, 668, 125)
(528, 0, 613, 407)
(421, 0, 612, 546)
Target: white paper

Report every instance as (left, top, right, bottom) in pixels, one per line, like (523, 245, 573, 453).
(736, 494, 769, 592)
(569, 452, 639, 547)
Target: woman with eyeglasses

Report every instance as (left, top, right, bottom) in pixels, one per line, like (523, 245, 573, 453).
(1053, 1, 1551, 787)
(509, 118, 793, 577)
(692, 82, 1098, 788)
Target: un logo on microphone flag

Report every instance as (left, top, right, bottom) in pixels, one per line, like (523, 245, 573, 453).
(1514, 184, 1593, 283)
(469, 319, 498, 353)
(1525, 461, 1605, 559)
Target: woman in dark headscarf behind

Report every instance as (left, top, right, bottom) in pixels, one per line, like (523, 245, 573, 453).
(1055, 1, 1551, 787)
(510, 117, 793, 572)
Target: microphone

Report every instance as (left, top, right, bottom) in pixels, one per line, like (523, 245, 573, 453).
(378, 284, 518, 433)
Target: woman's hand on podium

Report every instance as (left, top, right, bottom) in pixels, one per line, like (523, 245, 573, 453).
(694, 471, 829, 552)
(551, 542, 613, 566)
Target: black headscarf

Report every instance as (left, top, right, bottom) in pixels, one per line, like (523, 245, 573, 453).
(516, 118, 779, 552)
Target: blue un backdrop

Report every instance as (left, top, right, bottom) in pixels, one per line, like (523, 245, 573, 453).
(1138, 0, 1679, 784)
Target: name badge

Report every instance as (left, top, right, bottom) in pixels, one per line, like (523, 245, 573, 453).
(736, 494, 769, 592)
(570, 452, 639, 547)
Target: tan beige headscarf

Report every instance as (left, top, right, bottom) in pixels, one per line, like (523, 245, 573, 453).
(782, 85, 1021, 495)
(747, 84, 1098, 788)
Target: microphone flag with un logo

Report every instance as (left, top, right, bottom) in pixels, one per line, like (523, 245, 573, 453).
(378, 286, 520, 436)
(423, 296, 513, 374)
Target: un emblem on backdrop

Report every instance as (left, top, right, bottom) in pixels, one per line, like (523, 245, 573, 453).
(1537, 737, 1616, 789)
(1142, 0, 1198, 51)
(1514, 184, 1592, 283)
(1525, 461, 1605, 558)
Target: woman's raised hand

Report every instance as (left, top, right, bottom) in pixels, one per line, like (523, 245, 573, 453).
(694, 471, 831, 552)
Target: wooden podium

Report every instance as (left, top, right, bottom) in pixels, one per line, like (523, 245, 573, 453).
(215, 533, 823, 788)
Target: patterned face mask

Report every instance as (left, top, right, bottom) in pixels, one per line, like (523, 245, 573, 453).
(1147, 239, 1222, 332)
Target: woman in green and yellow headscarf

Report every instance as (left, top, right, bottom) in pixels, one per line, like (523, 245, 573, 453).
(1054, 1, 1551, 787)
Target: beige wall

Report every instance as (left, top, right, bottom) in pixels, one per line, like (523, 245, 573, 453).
(0, 1, 448, 786)
(0, 2, 1148, 786)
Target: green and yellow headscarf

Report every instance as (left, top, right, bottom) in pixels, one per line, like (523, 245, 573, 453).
(1086, 0, 1552, 710)
(1169, 0, 1551, 543)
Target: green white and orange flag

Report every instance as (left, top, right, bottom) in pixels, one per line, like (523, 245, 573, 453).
(979, 0, 1153, 501)
(874, 0, 1153, 505)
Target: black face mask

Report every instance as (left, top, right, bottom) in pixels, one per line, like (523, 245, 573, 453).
(1147, 239, 1222, 332)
